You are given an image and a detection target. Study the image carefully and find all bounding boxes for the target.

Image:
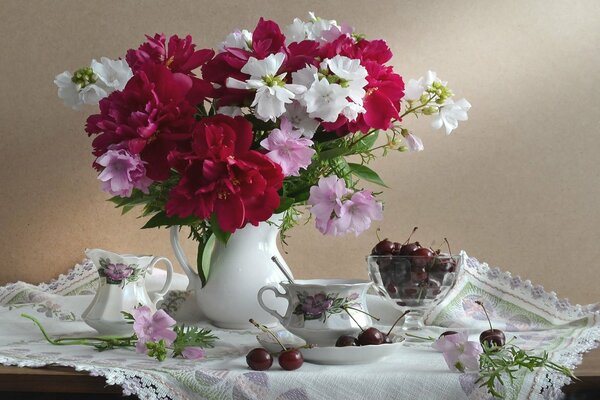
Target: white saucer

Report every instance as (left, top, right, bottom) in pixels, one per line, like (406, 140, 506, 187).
(300, 340, 405, 365)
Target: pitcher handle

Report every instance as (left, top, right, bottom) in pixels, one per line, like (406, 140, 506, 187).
(257, 285, 287, 323)
(148, 256, 174, 305)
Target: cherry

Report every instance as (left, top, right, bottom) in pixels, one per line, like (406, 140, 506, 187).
(278, 349, 304, 370)
(480, 329, 506, 348)
(398, 227, 421, 255)
(475, 301, 506, 349)
(357, 327, 386, 346)
(246, 348, 273, 371)
(411, 247, 435, 258)
(391, 242, 403, 255)
(372, 238, 395, 255)
(399, 242, 421, 255)
(335, 335, 359, 347)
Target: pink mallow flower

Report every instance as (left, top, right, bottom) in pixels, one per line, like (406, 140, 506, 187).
(96, 148, 152, 197)
(182, 347, 206, 360)
(308, 176, 350, 233)
(432, 332, 482, 372)
(336, 191, 383, 236)
(260, 118, 315, 176)
(132, 306, 177, 354)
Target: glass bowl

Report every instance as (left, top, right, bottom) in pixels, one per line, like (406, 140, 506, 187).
(366, 253, 463, 331)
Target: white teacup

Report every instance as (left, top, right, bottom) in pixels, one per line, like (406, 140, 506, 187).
(257, 279, 373, 346)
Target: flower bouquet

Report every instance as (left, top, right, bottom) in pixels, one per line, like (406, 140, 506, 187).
(55, 13, 470, 285)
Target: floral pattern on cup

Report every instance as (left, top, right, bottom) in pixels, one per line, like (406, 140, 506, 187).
(293, 291, 360, 322)
(97, 257, 144, 286)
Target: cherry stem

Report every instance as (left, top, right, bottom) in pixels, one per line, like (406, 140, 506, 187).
(341, 306, 364, 332)
(475, 301, 494, 331)
(249, 318, 287, 352)
(404, 227, 418, 245)
(404, 332, 436, 341)
(444, 238, 452, 255)
(343, 306, 380, 321)
(375, 227, 382, 242)
(386, 310, 410, 337)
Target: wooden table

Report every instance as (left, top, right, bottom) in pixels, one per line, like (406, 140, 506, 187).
(1, 348, 599, 399)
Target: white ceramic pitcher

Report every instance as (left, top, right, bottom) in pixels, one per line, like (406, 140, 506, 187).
(170, 214, 293, 329)
(83, 249, 174, 335)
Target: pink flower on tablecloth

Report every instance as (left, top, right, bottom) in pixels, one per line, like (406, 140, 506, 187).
(182, 347, 206, 360)
(432, 332, 482, 372)
(132, 306, 177, 354)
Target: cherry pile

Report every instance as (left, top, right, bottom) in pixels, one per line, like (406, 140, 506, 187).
(246, 319, 304, 371)
(335, 310, 409, 347)
(370, 228, 458, 306)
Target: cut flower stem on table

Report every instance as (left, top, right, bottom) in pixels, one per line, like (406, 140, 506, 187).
(21, 308, 217, 361)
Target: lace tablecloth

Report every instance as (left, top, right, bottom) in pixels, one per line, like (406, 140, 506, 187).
(0, 253, 599, 400)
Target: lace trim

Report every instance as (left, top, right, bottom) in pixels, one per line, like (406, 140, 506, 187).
(464, 255, 599, 321)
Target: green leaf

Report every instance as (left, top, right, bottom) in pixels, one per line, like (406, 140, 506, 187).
(121, 205, 135, 215)
(352, 131, 379, 153)
(275, 196, 295, 213)
(347, 162, 389, 187)
(209, 214, 231, 244)
(319, 147, 348, 161)
(141, 212, 198, 229)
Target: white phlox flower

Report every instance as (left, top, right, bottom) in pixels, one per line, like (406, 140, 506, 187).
(218, 29, 252, 52)
(226, 53, 306, 122)
(284, 101, 320, 138)
(91, 57, 132, 91)
(431, 98, 471, 134)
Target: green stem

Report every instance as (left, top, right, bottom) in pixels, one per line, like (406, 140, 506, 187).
(399, 94, 437, 119)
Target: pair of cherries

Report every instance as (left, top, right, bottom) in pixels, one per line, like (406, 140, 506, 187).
(335, 310, 410, 347)
(246, 319, 304, 371)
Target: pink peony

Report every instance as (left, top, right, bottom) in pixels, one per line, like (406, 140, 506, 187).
(335, 191, 383, 236)
(96, 148, 152, 197)
(432, 332, 482, 372)
(126, 33, 214, 76)
(132, 306, 177, 354)
(260, 118, 315, 176)
(182, 347, 206, 360)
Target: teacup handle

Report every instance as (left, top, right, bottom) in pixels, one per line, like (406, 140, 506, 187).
(148, 256, 174, 306)
(257, 285, 287, 323)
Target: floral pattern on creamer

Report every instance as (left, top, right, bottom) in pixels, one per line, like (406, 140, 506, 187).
(97, 257, 145, 286)
(293, 291, 360, 321)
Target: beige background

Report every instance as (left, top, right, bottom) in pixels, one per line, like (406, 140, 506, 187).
(1, 1, 599, 304)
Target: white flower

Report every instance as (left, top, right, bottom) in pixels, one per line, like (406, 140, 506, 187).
(91, 57, 132, 91)
(291, 64, 318, 88)
(284, 12, 348, 44)
(54, 70, 106, 110)
(284, 101, 320, 138)
(55, 58, 132, 110)
(341, 102, 365, 122)
(218, 29, 252, 52)
(226, 53, 306, 122)
(404, 70, 445, 101)
(217, 106, 244, 117)
(431, 98, 471, 134)
(303, 78, 350, 122)
(403, 133, 424, 152)
(324, 55, 368, 105)
(285, 18, 308, 44)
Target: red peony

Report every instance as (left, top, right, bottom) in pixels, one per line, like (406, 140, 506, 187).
(126, 33, 215, 76)
(251, 18, 286, 59)
(86, 64, 210, 181)
(166, 115, 283, 232)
